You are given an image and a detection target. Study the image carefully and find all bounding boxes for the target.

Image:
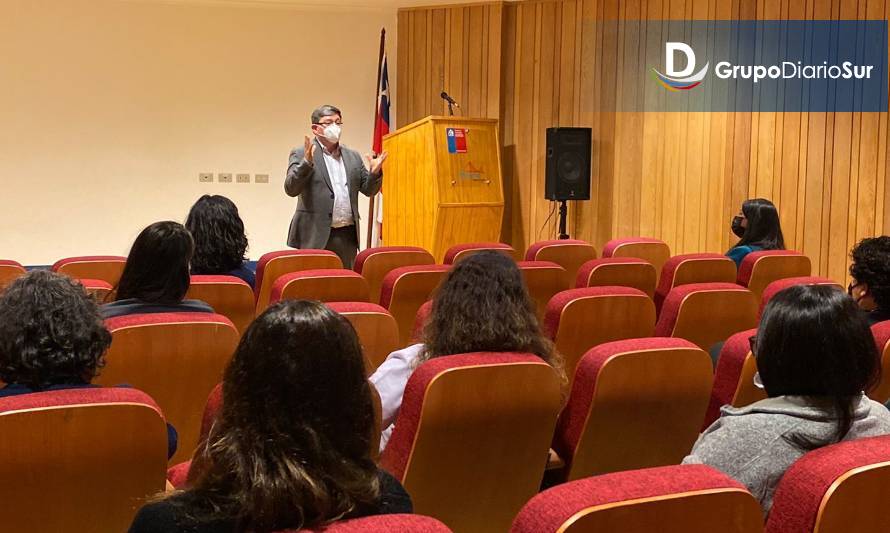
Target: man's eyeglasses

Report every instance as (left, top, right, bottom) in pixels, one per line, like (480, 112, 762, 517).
(314, 121, 343, 127)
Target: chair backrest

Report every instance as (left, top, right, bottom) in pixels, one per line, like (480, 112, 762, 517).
(52, 255, 127, 285)
(655, 254, 738, 312)
(443, 242, 515, 264)
(0, 388, 168, 532)
(766, 435, 890, 533)
(869, 321, 890, 404)
(576, 257, 657, 297)
(544, 287, 656, 386)
(380, 265, 451, 346)
(327, 302, 400, 373)
(655, 283, 758, 351)
(602, 238, 671, 282)
(380, 353, 562, 533)
(270, 269, 370, 306)
(511, 464, 763, 533)
(354, 246, 436, 304)
(525, 239, 597, 288)
(290, 514, 452, 533)
(702, 328, 765, 430)
(737, 250, 812, 300)
(0, 260, 26, 291)
(412, 300, 433, 343)
(100, 312, 239, 463)
(759, 276, 843, 319)
(517, 261, 570, 321)
(553, 338, 712, 482)
(255, 250, 342, 313)
(80, 278, 114, 302)
(187, 275, 256, 333)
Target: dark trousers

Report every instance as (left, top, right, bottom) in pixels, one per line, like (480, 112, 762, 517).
(326, 225, 358, 269)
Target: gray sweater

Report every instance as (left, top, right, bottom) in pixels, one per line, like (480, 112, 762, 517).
(683, 394, 890, 515)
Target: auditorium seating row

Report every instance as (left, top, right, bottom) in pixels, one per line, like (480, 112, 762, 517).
(5, 347, 890, 532)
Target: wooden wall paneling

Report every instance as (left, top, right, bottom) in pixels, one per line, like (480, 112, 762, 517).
(397, 9, 410, 128)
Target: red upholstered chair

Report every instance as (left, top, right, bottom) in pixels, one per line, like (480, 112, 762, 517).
(0, 259, 26, 291)
(869, 321, 890, 403)
(525, 239, 597, 288)
(100, 313, 239, 463)
(766, 435, 890, 533)
(543, 287, 656, 386)
(187, 275, 256, 333)
(254, 250, 342, 314)
(511, 464, 763, 533)
(602, 238, 672, 282)
(269, 269, 370, 306)
(655, 283, 758, 351)
(759, 276, 843, 319)
(576, 257, 658, 297)
(380, 264, 451, 346)
(551, 338, 712, 482)
(702, 328, 765, 430)
(380, 353, 562, 533)
(517, 261, 570, 321)
(289, 515, 452, 532)
(80, 278, 114, 302)
(737, 250, 812, 300)
(412, 300, 433, 343)
(52, 255, 127, 285)
(0, 388, 168, 532)
(327, 302, 400, 373)
(654, 253, 738, 312)
(355, 246, 436, 304)
(443, 242, 514, 264)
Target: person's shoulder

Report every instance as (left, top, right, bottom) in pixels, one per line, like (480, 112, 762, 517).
(128, 500, 181, 533)
(375, 468, 413, 515)
(180, 299, 215, 313)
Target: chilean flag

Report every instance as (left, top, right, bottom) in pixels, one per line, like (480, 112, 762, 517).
(370, 49, 389, 246)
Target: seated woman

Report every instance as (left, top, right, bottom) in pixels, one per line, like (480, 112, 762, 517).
(849, 236, 890, 325)
(0, 270, 177, 458)
(726, 198, 785, 268)
(185, 195, 255, 288)
(102, 221, 213, 319)
(684, 284, 890, 515)
(370, 251, 564, 450)
(129, 300, 411, 533)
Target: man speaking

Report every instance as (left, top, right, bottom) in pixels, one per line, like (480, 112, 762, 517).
(285, 104, 386, 268)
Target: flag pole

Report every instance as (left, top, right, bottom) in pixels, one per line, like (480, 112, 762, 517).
(366, 28, 386, 250)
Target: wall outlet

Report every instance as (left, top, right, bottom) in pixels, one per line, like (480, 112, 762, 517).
(255, 173, 269, 184)
(199, 172, 213, 183)
(236, 173, 250, 183)
(218, 173, 233, 183)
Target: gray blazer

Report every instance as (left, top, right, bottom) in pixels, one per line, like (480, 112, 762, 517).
(284, 138, 383, 249)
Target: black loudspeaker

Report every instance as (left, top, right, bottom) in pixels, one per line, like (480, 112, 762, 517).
(545, 127, 592, 201)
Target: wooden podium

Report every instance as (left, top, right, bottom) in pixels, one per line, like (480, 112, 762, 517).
(381, 116, 504, 262)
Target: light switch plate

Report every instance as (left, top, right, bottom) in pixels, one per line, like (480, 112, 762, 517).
(236, 173, 250, 183)
(255, 174, 269, 184)
(199, 173, 213, 183)
(218, 173, 233, 183)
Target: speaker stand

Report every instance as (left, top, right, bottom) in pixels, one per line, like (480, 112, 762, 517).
(558, 200, 569, 239)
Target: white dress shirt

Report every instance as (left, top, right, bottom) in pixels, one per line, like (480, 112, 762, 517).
(319, 145, 353, 228)
(369, 343, 425, 451)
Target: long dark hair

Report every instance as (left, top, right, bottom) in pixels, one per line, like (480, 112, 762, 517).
(178, 300, 379, 532)
(733, 198, 785, 251)
(115, 221, 193, 304)
(0, 271, 111, 389)
(755, 285, 880, 450)
(185, 195, 249, 275)
(420, 251, 562, 375)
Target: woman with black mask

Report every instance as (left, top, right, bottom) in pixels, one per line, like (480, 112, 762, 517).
(726, 198, 786, 268)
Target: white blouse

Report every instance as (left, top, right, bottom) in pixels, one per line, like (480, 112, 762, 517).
(369, 343, 425, 451)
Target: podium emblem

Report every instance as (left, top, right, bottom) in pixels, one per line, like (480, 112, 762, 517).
(446, 128, 468, 154)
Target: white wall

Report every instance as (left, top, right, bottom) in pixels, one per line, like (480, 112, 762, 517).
(0, 0, 397, 264)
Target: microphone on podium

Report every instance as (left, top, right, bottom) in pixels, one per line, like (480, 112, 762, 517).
(440, 91, 460, 116)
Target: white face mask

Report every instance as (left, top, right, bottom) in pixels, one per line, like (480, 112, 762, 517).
(319, 123, 341, 143)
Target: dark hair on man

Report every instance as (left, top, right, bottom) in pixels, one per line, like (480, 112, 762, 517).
(0, 270, 111, 389)
(755, 284, 880, 451)
(850, 236, 890, 311)
(116, 221, 194, 305)
(177, 300, 379, 531)
(420, 251, 563, 378)
(311, 104, 341, 125)
(734, 198, 785, 251)
(185, 195, 249, 275)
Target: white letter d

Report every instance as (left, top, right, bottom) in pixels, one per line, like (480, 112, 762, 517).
(666, 42, 696, 77)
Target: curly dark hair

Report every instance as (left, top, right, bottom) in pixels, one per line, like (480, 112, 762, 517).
(420, 251, 563, 378)
(185, 195, 249, 275)
(0, 270, 111, 389)
(850, 236, 890, 311)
